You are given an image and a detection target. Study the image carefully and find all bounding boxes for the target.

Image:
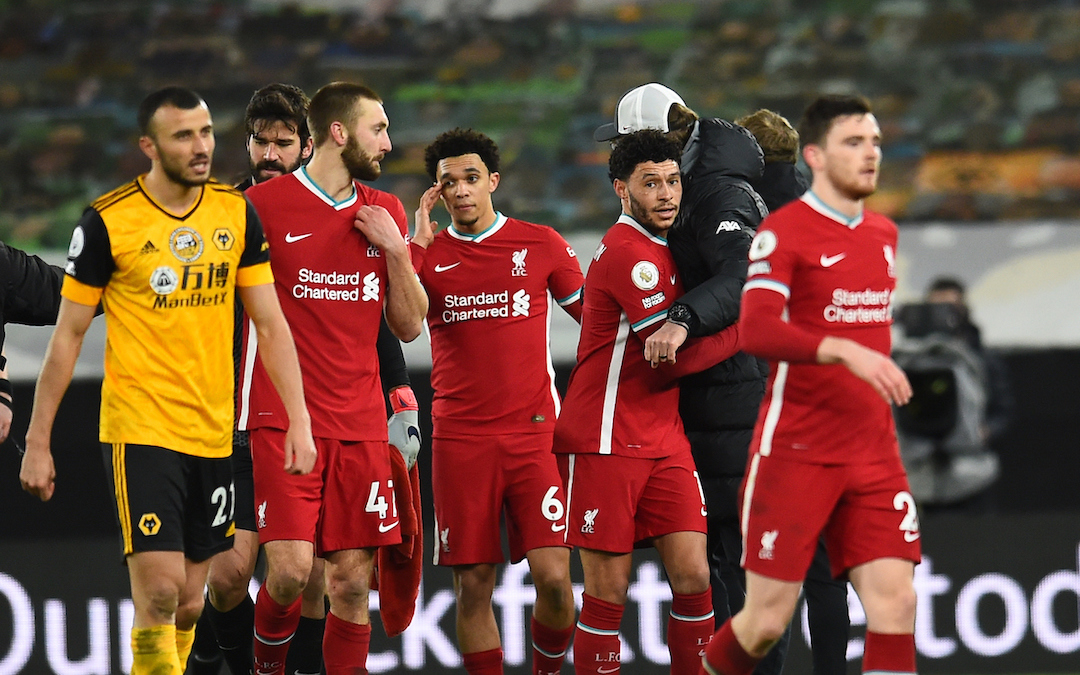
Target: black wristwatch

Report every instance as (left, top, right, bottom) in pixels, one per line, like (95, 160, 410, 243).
(666, 302, 695, 333)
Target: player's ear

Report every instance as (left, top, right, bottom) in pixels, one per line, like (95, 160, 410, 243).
(329, 120, 348, 148)
(139, 135, 158, 162)
(802, 143, 822, 171)
(613, 178, 628, 201)
(488, 171, 500, 193)
(301, 137, 314, 160)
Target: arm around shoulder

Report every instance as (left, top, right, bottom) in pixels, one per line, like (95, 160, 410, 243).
(652, 322, 741, 380)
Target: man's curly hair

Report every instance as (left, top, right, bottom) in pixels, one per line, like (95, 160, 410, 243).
(424, 128, 500, 180)
(608, 129, 682, 183)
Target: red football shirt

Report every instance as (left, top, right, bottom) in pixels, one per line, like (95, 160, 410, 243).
(554, 215, 742, 459)
(418, 213, 584, 437)
(238, 167, 409, 441)
(741, 191, 899, 464)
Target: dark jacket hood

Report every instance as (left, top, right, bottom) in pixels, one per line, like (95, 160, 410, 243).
(684, 117, 765, 185)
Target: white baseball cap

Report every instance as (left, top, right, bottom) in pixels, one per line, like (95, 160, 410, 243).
(594, 83, 686, 142)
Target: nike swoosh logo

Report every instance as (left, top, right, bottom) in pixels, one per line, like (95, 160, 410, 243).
(407, 428, 421, 442)
(379, 520, 400, 533)
(434, 262, 461, 272)
(285, 232, 313, 243)
(597, 666, 619, 674)
(904, 531, 920, 543)
(551, 523, 566, 533)
(670, 275, 676, 285)
(820, 253, 846, 267)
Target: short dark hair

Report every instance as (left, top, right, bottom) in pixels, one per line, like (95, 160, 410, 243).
(424, 128, 500, 180)
(608, 129, 682, 183)
(137, 86, 205, 136)
(308, 81, 382, 147)
(797, 94, 873, 148)
(246, 83, 310, 146)
(928, 276, 966, 296)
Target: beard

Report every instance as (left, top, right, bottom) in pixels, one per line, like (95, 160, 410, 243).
(453, 205, 481, 229)
(628, 191, 674, 234)
(159, 148, 211, 188)
(342, 135, 381, 182)
(249, 156, 301, 184)
(829, 165, 877, 201)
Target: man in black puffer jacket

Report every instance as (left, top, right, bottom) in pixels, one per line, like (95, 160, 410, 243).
(596, 84, 787, 674)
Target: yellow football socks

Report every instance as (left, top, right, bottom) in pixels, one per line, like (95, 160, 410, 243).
(175, 626, 196, 671)
(131, 625, 182, 675)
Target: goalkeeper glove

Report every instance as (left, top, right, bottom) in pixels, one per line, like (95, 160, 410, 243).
(387, 386, 421, 470)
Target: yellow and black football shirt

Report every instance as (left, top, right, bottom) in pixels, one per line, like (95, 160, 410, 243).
(62, 175, 273, 458)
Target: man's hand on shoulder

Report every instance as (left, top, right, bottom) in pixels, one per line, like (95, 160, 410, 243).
(355, 205, 407, 255)
(644, 320, 689, 368)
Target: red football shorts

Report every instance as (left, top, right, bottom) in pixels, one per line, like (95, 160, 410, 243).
(739, 451, 922, 581)
(432, 432, 569, 566)
(558, 450, 707, 554)
(250, 429, 401, 554)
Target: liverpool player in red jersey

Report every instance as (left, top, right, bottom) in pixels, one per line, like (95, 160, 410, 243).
(190, 82, 424, 675)
(700, 95, 919, 675)
(189, 82, 324, 675)
(553, 130, 741, 675)
(410, 128, 583, 675)
(238, 82, 427, 675)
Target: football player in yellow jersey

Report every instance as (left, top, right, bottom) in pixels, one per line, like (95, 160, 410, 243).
(19, 86, 317, 675)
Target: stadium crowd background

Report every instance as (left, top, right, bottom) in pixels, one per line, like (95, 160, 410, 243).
(2, 3, 1080, 674)
(1, 0, 1079, 251)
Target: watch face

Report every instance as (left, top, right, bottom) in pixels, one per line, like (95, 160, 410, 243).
(668, 303, 691, 323)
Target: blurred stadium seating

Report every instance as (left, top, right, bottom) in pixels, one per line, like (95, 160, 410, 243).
(0, 0, 1078, 250)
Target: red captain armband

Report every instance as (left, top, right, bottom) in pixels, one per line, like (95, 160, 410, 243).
(389, 386, 419, 413)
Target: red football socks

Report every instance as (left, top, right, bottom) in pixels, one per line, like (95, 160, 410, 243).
(253, 584, 301, 675)
(322, 612, 370, 675)
(462, 647, 504, 675)
(532, 616, 573, 675)
(668, 590, 714, 675)
(699, 620, 760, 675)
(863, 631, 915, 673)
(573, 594, 624, 674)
